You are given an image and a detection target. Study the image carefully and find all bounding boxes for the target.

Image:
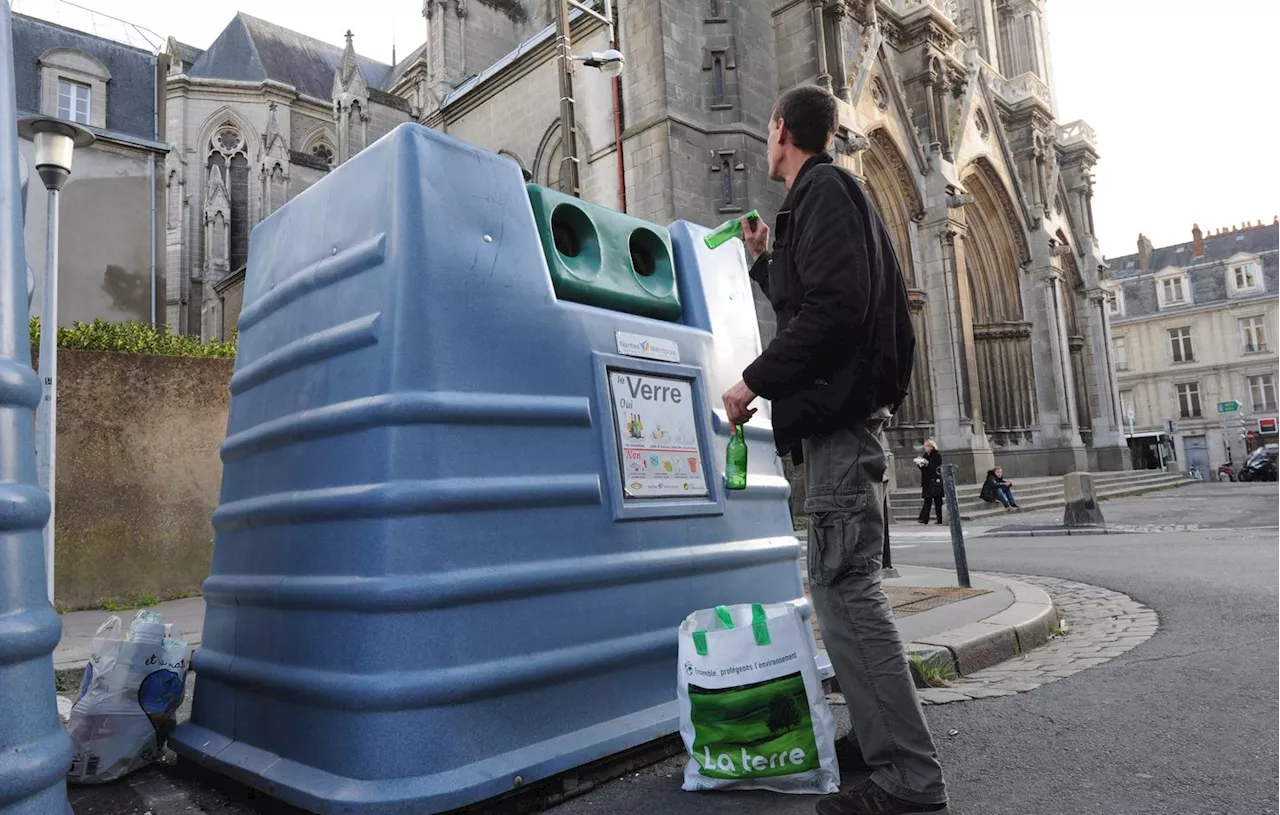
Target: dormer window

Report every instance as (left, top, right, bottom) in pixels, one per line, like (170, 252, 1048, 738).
(1103, 283, 1124, 317)
(1234, 264, 1256, 289)
(57, 80, 90, 124)
(1155, 267, 1189, 309)
(1226, 253, 1264, 297)
(38, 47, 109, 130)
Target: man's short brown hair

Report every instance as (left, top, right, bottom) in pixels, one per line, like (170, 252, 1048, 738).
(771, 85, 838, 154)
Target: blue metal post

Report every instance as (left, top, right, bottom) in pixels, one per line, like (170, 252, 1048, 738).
(0, 3, 74, 813)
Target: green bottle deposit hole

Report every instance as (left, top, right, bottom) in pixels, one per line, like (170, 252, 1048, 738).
(550, 203, 601, 280)
(629, 228, 674, 296)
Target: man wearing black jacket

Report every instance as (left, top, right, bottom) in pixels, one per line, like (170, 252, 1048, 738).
(721, 85, 949, 815)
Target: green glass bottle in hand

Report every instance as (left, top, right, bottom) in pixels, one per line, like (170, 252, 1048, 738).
(704, 210, 760, 250)
(725, 425, 748, 490)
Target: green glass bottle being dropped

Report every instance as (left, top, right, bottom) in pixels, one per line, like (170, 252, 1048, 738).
(725, 426, 748, 490)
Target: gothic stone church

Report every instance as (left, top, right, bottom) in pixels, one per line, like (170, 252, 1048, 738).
(164, 0, 1127, 481)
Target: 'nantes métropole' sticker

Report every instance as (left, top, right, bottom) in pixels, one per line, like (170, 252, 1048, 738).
(689, 672, 821, 779)
(609, 371, 707, 498)
(615, 331, 680, 363)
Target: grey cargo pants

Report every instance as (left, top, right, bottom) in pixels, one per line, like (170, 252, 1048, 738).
(803, 409, 948, 805)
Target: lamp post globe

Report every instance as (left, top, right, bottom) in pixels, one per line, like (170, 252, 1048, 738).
(595, 48, 625, 77)
(17, 116, 93, 192)
(580, 48, 625, 78)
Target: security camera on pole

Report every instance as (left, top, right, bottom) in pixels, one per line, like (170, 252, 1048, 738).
(17, 115, 93, 603)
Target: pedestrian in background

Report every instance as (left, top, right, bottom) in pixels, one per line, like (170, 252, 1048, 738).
(980, 466, 1020, 509)
(915, 440, 943, 525)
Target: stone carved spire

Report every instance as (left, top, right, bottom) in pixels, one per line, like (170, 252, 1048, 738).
(204, 165, 231, 277)
(332, 30, 370, 164)
(204, 165, 229, 212)
(334, 30, 367, 96)
(261, 101, 287, 158)
(260, 102, 290, 219)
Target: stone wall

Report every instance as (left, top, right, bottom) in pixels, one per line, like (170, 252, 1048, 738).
(22, 139, 163, 328)
(441, 21, 617, 207)
(51, 350, 230, 610)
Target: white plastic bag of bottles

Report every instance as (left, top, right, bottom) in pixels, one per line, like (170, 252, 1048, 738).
(677, 602, 840, 794)
(65, 610, 192, 784)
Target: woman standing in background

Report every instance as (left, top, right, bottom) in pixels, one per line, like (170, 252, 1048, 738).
(916, 440, 943, 524)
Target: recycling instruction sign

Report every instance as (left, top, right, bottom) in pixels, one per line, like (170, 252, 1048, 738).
(608, 370, 708, 499)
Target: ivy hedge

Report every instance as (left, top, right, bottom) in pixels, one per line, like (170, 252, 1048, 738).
(29, 317, 237, 359)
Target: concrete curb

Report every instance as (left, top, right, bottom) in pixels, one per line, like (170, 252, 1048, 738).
(983, 527, 1118, 538)
(906, 572, 1057, 679)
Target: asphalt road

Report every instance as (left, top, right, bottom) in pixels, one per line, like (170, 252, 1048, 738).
(549, 482, 1280, 815)
(65, 483, 1278, 815)
(978, 477, 1280, 531)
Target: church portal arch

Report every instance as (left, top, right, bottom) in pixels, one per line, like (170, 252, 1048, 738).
(961, 158, 1036, 443)
(863, 128, 932, 436)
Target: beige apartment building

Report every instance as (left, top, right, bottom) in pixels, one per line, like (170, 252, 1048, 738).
(1104, 220, 1278, 477)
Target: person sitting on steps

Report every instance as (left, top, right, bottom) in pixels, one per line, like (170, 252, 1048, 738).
(980, 466, 1020, 510)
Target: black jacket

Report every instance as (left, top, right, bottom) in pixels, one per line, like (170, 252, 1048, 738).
(919, 450, 942, 498)
(742, 154, 915, 460)
(980, 470, 1010, 503)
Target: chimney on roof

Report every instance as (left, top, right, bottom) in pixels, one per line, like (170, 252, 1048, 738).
(1192, 223, 1204, 258)
(1137, 233, 1153, 271)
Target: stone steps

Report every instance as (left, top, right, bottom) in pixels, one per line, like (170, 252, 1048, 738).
(890, 469, 1183, 503)
(889, 470, 1196, 521)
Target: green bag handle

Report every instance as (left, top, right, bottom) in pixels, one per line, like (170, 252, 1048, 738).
(693, 603, 771, 656)
(715, 605, 735, 629)
(751, 603, 772, 646)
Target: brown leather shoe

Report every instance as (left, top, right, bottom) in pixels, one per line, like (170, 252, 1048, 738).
(815, 778, 951, 815)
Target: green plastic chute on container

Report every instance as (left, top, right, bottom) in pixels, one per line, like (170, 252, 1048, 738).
(677, 602, 839, 794)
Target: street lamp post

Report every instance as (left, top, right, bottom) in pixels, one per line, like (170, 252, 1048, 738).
(17, 115, 93, 603)
(553, 0, 624, 198)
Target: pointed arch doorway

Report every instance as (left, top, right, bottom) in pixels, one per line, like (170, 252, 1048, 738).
(960, 160, 1038, 448)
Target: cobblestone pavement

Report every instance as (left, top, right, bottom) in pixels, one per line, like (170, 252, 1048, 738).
(1097, 523, 1206, 533)
(916, 572, 1159, 705)
(985, 522, 1209, 536)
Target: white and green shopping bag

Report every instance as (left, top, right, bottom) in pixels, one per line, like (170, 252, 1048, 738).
(677, 602, 840, 794)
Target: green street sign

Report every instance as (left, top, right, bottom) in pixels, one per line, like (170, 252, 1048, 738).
(1217, 400, 1242, 413)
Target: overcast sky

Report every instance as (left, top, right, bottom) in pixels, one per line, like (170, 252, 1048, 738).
(11, 0, 1278, 258)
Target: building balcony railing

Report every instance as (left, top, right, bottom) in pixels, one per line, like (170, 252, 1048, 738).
(1058, 119, 1098, 149)
(886, 0, 959, 20)
(1002, 71, 1051, 107)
